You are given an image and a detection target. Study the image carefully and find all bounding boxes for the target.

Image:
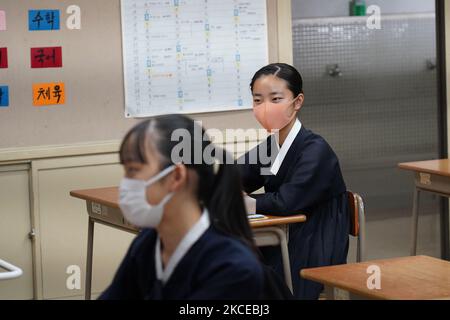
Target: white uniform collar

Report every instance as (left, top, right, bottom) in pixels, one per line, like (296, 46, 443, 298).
(155, 208, 210, 284)
(270, 119, 302, 176)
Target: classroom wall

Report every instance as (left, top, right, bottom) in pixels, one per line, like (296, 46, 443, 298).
(291, 0, 435, 19)
(0, 0, 292, 299)
(0, 0, 137, 149)
(0, 0, 292, 152)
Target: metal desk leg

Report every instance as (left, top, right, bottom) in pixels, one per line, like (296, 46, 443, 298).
(440, 197, 450, 260)
(324, 285, 335, 300)
(85, 218, 94, 300)
(267, 227, 293, 292)
(411, 187, 421, 256)
(253, 227, 293, 292)
(279, 230, 293, 293)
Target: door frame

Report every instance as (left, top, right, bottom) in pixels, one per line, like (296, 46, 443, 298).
(435, 0, 449, 260)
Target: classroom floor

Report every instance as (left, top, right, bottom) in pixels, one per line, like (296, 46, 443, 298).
(347, 206, 441, 263)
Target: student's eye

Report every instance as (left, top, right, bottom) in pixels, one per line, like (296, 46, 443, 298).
(253, 99, 262, 104)
(272, 97, 283, 102)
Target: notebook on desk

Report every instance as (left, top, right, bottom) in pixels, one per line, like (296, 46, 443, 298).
(247, 214, 268, 220)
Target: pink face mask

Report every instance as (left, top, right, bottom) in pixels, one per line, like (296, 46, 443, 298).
(253, 97, 299, 131)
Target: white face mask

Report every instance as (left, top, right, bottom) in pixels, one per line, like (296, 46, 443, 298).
(119, 165, 175, 229)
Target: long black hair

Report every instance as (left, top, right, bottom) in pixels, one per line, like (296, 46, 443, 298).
(119, 114, 258, 255)
(250, 63, 303, 96)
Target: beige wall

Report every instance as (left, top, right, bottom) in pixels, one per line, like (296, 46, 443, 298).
(0, 0, 292, 150)
(0, 0, 293, 299)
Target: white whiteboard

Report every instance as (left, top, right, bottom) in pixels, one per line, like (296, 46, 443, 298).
(120, 0, 269, 118)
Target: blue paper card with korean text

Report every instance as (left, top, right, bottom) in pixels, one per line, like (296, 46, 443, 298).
(29, 10, 60, 31)
(0, 86, 9, 107)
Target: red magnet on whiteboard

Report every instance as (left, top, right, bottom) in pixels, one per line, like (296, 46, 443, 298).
(0, 48, 7, 68)
(31, 47, 62, 68)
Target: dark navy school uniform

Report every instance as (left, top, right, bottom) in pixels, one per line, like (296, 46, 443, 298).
(238, 122, 349, 300)
(99, 226, 264, 300)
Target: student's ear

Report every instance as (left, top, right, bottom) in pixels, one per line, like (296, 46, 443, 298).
(168, 164, 187, 192)
(294, 93, 304, 112)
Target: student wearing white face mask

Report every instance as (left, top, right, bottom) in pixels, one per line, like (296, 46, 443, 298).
(99, 114, 288, 300)
(238, 63, 349, 300)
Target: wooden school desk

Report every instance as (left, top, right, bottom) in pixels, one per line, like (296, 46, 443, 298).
(301, 255, 450, 300)
(70, 187, 307, 300)
(398, 159, 450, 257)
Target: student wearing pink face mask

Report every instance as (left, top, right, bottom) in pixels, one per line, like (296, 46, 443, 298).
(238, 63, 349, 300)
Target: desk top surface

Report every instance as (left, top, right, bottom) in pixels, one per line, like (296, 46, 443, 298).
(398, 159, 450, 177)
(301, 255, 450, 300)
(70, 187, 307, 228)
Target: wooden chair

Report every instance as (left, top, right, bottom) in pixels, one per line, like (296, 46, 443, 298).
(318, 191, 367, 299)
(347, 191, 366, 262)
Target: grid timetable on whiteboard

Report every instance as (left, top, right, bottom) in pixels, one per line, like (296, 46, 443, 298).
(120, 0, 269, 118)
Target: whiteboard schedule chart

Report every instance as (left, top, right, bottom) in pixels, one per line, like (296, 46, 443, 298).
(121, 0, 269, 117)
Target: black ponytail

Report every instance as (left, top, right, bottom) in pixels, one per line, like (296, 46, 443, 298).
(119, 114, 258, 255)
(206, 155, 258, 254)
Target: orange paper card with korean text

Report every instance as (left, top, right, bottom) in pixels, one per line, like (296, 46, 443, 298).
(33, 82, 65, 106)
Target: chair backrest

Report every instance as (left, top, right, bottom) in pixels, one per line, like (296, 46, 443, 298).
(347, 191, 359, 237)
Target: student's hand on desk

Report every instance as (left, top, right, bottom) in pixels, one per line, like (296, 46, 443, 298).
(244, 195, 256, 214)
